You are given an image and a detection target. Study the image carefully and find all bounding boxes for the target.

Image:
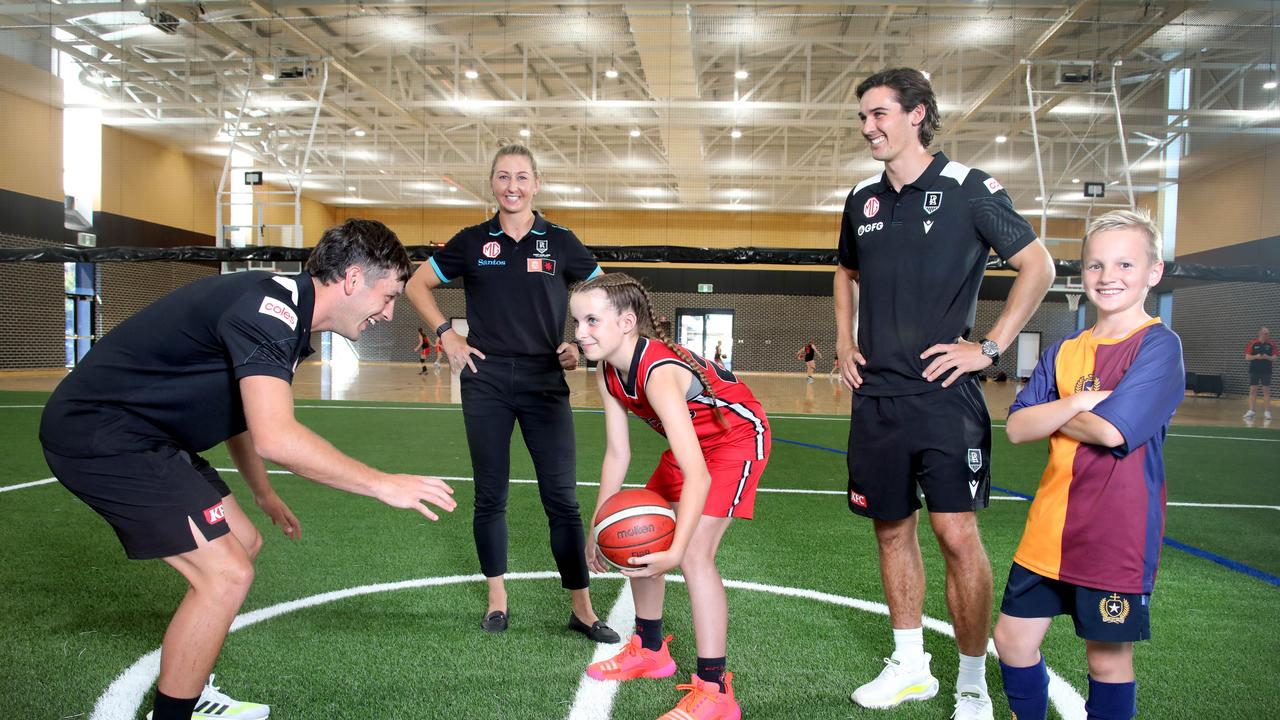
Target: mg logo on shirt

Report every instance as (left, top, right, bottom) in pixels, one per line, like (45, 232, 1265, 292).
(482, 241, 502, 258)
(862, 196, 880, 218)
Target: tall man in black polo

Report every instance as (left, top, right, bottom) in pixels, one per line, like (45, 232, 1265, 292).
(39, 219, 457, 720)
(404, 144, 616, 642)
(833, 68, 1055, 720)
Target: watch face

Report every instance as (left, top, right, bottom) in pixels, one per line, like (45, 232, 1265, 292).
(981, 340, 999, 357)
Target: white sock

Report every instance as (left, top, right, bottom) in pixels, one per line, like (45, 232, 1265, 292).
(891, 627, 925, 664)
(957, 652, 988, 694)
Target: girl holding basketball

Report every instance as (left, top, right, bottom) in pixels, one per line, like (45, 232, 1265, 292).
(570, 272, 770, 720)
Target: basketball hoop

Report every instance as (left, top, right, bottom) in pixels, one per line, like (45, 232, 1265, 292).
(1065, 293, 1083, 312)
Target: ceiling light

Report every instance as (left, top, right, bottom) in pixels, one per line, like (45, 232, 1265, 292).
(1265, 80, 1278, 90)
(448, 185, 457, 192)
(464, 69, 479, 80)
(730, 129, 742, 139)
(573, 186, 582, 193)
(304, 168, 313, 173)
(1071, 177, 1080, 183)
(605, 68, 619, 79)
(1146, 139, 1159, 147)
(995, 135, 1007, 143)
(629, 129, 641, 138)
(1034, 195, 1044, 201)
(519, 128, 531, 138)
(353, 128, 366, 137)
(346, 185, 356, 192)
(921, 71, 931, 80)
(734, 69, 749, 80)
(261, 71, 276, 82)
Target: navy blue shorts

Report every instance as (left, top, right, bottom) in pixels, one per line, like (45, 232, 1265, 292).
(1000, 563, 1151, 642)
(43, 445, 232, 560)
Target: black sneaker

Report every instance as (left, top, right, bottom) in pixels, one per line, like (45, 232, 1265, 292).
(481, 610, 508, 633)
(568, 613, 621, 643)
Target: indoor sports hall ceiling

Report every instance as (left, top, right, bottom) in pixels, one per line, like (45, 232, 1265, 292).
(2, 1, 1278, 222)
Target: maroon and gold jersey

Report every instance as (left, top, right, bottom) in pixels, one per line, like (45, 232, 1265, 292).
(602, 337, 769, 460)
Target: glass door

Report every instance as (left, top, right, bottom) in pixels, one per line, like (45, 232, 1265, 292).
(676, 309, 735, 369)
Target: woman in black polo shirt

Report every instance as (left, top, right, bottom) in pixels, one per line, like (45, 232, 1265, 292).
(405, 144, 617, 642)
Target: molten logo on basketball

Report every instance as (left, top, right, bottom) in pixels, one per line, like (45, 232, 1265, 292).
(616, 524, 655, 539)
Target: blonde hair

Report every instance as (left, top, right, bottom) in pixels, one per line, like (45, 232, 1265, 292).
(489, 143, 539, 179)
(573, 273, 728, 427)
(1084, 209, 1162, 264)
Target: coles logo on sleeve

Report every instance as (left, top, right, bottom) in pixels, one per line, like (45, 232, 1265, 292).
(203, 502, 227, 525)
(482, 241, 502, 258)
(984, 177, 1004, 194)
(863, 196, 880, 218)
(258, 296, 298, 330)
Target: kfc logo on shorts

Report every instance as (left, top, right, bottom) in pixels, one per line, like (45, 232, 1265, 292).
(258, 296, 298, 330)
(482, 241, 502, 258)
(203, 502, 227, 525)
(850, 491, 868, 508)
(863, 196, 880, 218)
(984, 177, 1004, 194)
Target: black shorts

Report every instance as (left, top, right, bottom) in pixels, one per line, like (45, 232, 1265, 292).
(1249, 364, 1272, 387)
(847, 379, 991, 520)
(1000, 563, 1151, 643)
(43, 445, 232, 560)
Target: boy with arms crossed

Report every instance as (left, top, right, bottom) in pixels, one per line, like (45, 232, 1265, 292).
(996, 209, 1184, 720)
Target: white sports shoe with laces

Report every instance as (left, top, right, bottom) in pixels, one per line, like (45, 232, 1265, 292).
(951, 684, 995, 720)
(850, 652, 939, 709)
(146, 675, 270, 719)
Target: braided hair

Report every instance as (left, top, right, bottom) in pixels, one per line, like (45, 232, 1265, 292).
(572, 272, 728, 428)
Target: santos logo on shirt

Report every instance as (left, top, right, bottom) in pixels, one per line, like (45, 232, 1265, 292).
(258, 296, 297, 330)
(857, 221, 884, 236)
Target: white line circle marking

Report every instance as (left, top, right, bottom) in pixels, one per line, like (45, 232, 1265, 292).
(91, 572, 1085, 720)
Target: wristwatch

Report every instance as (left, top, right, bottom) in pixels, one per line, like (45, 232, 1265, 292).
(435, 321, 453, 338)
(980, 338, 1000, 365)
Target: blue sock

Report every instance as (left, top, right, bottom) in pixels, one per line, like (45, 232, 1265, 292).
(635, 616, 664, 652)
(999, 659, 1049, 720)
(1086, 676, 1136, 720)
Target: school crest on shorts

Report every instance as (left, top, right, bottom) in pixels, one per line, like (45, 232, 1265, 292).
(923, 191, 942, 214)
(1100, 593, 1130, 624)
(967, 448, 983, 473)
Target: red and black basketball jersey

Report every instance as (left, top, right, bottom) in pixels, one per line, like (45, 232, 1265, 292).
(602, 337, 769, 460)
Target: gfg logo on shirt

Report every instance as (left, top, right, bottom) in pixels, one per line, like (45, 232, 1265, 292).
(258, 296, 297, 330)
(857, 221, 884, 236)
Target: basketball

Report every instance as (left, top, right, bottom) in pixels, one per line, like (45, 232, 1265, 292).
(592, 489, 677, 570)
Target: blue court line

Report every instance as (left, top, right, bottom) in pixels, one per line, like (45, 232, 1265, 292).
(775, 435, 1280, 588)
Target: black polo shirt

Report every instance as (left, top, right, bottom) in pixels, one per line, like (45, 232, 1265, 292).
(429, 212, 602, 357)
(838, 152, 1037, 396)
(40, 271, 316, 457)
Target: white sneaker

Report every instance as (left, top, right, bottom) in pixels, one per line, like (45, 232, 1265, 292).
(850, 653, 939, 709)
(1266, 411, 1273, 421)
(951, 685, 995, 720)
(146, 675, 270, 719)
(1243, 410, 1256, 420)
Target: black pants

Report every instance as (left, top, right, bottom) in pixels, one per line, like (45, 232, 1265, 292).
(460, 354, 589, 590)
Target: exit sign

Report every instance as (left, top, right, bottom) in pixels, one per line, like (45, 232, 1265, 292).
(697, 283, 713, 293)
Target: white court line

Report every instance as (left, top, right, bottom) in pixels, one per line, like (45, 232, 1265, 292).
(566, 579, 634, 720)
(5, 471, 1274, 512)
(4, 403, 1275, 442)
(0, 477, 56, 493)
(89, 572, 1087, 720)
(204, 470, 1280, 511)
